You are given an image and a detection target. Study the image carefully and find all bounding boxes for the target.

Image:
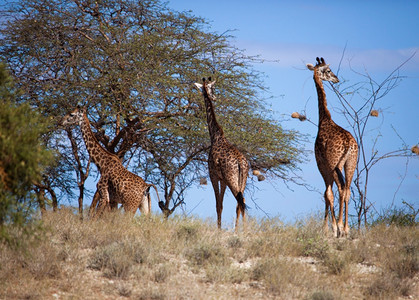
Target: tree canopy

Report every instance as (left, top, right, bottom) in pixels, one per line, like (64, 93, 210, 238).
(0, 0, 305, 215)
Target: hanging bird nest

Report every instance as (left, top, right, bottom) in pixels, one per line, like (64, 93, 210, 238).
(199, 177, 207, 185)
(252, 169, 265, 181)
(370, 110, 379, 117)
(291, 112, 307, 121)
(257, 174, 266, 182)
(412, 145, 419, 155)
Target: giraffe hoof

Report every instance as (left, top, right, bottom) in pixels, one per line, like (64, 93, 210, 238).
(331, 226, 338, 238)
(337, 226, 347, 238)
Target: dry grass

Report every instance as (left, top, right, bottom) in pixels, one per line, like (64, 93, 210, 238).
(0, 208, 417, 299)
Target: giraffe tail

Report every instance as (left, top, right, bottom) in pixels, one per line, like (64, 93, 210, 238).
(236, 162, 248, 211)
(147, 183, 161, 204)
(334, 167, 345, 189)
(235, 192, 247, 212)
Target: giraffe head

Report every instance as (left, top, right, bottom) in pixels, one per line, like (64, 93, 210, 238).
(307, 57, 339, 83)
(194, 77, 217, 100)
(61, 106, 85, 127)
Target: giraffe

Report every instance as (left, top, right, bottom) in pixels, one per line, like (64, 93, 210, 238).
(194, 78, 249, 229)
(307, 57, 358, 237)
(62, 106, 159, 216)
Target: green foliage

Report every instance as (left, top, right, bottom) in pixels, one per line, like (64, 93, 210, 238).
(371, 201, 418, 227)
(0, 63, 53, 243)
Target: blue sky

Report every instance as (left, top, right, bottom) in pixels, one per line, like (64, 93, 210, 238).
(165, 0, 419, 226)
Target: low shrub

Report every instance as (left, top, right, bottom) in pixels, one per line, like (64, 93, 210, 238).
(88, 238, 148, 279)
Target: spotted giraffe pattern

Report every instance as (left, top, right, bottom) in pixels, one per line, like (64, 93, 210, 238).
(62, 107, 159, 216)
(194, 78, 249, 229)
(307, 57, 358, 237)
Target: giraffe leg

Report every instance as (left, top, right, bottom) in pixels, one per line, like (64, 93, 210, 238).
(336, 188, 345, 238)
(89, 190, 100, 218)
(323, 190, 330, 233)
(139, 190, 151, 215)
(335, 185, 350, 238)
(333, 164, 347, 238)
(242, 196, 246, 227)
(95, 178, 110, 218)
(237, 158, 248, 230)
(235, 204, 239, 229)
(213, 181, 222, 229)
(343, 188, 350, 236)
(217, 183, 226, 229)
(325, 183, 338, 237)
(210, 175, 224, 229)
(146, 188, 152, 215)
(342, 152, 357, 236)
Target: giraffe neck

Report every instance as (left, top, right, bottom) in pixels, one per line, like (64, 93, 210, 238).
(79, 114, 116, 170)
(314, 72, 332, 123)
(203, 90, 224, 143)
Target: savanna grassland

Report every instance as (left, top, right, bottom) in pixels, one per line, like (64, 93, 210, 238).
(0, 209, 418, 300)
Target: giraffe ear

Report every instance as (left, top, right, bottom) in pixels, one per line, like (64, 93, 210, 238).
(207, 79, 216, 88)
(194, 82, 203, 91)
(76, 103, 87, 113)
(306, 63, 315, 71)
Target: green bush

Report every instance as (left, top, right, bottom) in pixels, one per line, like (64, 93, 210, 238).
(0, 63, 53, 246)
(372, 201, 418, 227)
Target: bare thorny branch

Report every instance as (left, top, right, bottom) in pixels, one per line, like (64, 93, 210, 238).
(329, 52, 417, 228)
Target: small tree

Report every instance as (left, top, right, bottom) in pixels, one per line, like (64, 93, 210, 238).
(0, 63, 53, 243)
(330, 54, 418, 228)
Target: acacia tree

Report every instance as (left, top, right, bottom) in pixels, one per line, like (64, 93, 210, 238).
(0, 0, 304, 216)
